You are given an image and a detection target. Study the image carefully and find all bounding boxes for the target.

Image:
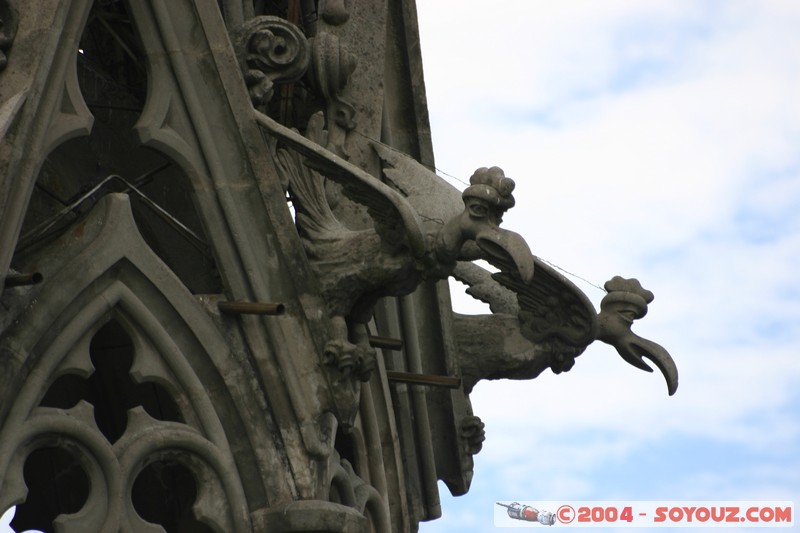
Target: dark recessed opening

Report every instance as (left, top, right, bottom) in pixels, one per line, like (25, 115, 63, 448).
(132, 460, 215, 533)
(40, 319, 184, 444)
(11, 447, 90, 533)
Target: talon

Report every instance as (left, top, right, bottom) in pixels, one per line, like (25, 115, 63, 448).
(324, 339, 357, 376)
(355, 345, 377, 382)
(337, 354, 356, 375)
(460, 416, 486, 455)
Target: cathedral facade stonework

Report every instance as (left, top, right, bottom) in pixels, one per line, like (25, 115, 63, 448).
(0, 2, 675, 531)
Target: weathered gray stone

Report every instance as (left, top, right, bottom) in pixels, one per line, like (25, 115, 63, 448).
(232, 15, 311, 111)
(0, 0, 16, 72)
(0, 1, 676, 531)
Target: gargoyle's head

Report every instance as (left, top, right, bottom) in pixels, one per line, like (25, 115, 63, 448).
(436, 167, 535, 282)
(596, 277, 679, 395)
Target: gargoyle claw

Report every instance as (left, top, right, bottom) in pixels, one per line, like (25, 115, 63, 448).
(355, 345, 377, 382)
(460, 415, 486, 455)
(324, 339, 357, 376)
(324, 339, 377, 382)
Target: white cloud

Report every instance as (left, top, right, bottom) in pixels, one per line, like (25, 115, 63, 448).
(420, 0, 800, 255)
(418, 1, 800, 531)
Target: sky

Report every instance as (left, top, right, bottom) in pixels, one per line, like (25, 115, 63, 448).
(415, 0, 799, 531)
(2, 1, 798, 532)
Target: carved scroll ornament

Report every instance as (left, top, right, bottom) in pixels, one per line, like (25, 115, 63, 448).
(306, 32, 357, 158)
(233, 16, 310, 109)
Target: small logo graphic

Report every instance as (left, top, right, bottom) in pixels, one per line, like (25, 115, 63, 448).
(495, 501, 793, 527)
(496, 502, 556, 525)
(557, 504, 576, 524)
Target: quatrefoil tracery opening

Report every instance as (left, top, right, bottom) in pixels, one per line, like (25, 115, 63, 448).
(11, 319, 197, 532)
(40, 319, 183, 444)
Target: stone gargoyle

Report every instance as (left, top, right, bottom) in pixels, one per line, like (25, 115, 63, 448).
(255, 110, 678, 395)
(454, 262, 678, 394)
(261, 111, 533, 381)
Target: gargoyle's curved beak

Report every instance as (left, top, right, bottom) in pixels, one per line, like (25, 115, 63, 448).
(616, 334, 679, 396)
(475, 227, 535, 283)
(597, 312, 679, 395)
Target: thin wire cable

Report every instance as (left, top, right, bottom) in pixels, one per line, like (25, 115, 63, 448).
(283, 124, 611, 294)
(350, 128, 470, 186)
(17, 171, 211, 258)
(350, 128, 608, 291)
(538, 257, 607, 294)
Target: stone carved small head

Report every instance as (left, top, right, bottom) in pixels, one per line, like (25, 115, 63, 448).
(436, 166, 534, 282)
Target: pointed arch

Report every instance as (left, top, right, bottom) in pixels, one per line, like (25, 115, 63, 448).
(0, 194, 299, 529)
(0, 0, 95, 276)
(3, 0, 353, 521)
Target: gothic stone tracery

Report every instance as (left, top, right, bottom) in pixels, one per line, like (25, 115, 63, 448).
(0, 1, 677, 532)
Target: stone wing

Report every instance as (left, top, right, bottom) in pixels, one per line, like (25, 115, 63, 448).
(256, 110, 427, 257)
(492, 258, 598, 349)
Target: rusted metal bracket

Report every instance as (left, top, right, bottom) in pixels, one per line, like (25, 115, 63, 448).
(4, 272, 43, 288)
(368, 335, 403, 351)
(386, 371, 461, 389)
(217, 301, 286, 315)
